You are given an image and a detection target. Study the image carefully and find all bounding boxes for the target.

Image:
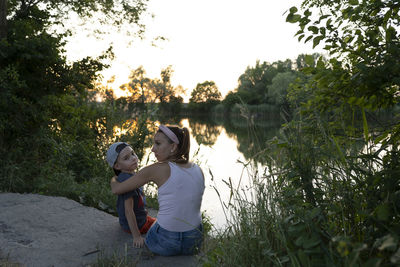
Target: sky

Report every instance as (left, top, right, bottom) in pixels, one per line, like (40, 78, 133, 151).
(65, 0, 321, 101)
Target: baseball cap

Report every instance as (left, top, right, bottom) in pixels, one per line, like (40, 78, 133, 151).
(106, 142, 129, 168)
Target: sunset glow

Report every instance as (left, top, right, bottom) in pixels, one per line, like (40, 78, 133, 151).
(65, 0, 320, 102)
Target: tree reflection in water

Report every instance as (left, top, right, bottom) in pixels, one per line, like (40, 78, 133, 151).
(190, 121, 221, 147)
(185, 114, 282, 164)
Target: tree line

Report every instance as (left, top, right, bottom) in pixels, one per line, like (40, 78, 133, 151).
(103, 53, 325, 116)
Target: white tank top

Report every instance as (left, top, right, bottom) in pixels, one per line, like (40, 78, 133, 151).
(157, 162, 205, 232)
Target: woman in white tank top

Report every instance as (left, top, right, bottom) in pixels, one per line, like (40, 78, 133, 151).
(110, 125, 205, 256)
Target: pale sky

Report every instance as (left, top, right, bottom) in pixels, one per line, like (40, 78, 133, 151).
(66, 0, 321, 101)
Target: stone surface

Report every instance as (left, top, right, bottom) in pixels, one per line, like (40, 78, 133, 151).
(0, 193, 199, 267)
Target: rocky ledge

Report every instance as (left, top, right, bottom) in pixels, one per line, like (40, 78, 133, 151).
(0, 193, 199, 267)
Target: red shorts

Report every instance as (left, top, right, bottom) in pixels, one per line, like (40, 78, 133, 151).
(122, 215, 156, 235)
(140, 215, 156, 234)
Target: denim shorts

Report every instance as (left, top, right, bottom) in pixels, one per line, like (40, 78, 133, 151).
(145, 221, 203, 256)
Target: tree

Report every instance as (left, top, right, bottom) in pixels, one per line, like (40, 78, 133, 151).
(237, 60, 274, 104)
(189, 81, 221, 113)
(122, 66, 150, 104)
(0, 0, 149, 191)
(294, 53, 322, 70)
(287, 1, 400, 109)
(150, 65, 174, 103)
(236, 59, 295, 105)
(7, 0, 148, 35)
(190, 81, 221, 103)
(268, 72, 297, 106)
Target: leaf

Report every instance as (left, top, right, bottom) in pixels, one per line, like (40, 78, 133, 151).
(277, 141, 288, 148)
(303, 235, 321, 249)
(295, 235, 305, 246)
(361, 107, 369, 142)
(332, 136, 346, 164)
(375, 204, 390, 221)
(313, 36, 324, 48)
(295, 29, 304, 36)
(308, 26, 319, 34)
(305, 55, 314, 66)
(316, 58, 325, 68)
(348, 96, 357, 104)
(309, 207, 320, 219)
(326, 18, 332, 27)
(289, 6, 298, 13)
(374, 131, 389, 145)
(304, 35, 313, 43)
(297, 250, 310, 266)
(304, 9, 312, 17)
(386, 26, 395, 42)
(349, 0, 359, 5)
(286, 14, 301, 23)
(383, 9, 392, 26)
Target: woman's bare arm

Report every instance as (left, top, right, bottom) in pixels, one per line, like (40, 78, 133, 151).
(110, 162, 170, 194)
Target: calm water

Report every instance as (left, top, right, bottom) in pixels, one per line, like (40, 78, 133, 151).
(141, 116, 282, 229)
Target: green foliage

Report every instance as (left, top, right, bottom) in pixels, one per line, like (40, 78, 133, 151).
(268, 71, 297, 106)
(229, 59, 299, 107)
(189, 80, 222, 104)
(204, 0, 399, 265)
(188, 81, 222, 113)
(221, 90, 241, 111)
(286, 0, 400, 110)
(7, 0, 149, 35)
(0, 0, 156, 214)
(203, 112, 400, 266)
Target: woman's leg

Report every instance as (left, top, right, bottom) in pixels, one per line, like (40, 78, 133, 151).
(145, 222, 181, 256)
(181, 224, 203, 255)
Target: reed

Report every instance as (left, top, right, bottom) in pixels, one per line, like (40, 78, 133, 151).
(201, 107, 400, 266)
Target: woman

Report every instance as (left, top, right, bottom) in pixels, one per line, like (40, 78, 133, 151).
(110, 125, 205, 256)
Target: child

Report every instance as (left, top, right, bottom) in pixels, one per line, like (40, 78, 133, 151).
(106, 142, 156, 248)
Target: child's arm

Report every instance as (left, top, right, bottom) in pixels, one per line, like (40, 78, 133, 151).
(124, 197, 145, 248)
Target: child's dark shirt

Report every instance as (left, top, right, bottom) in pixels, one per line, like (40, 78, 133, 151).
(116, 172, 147, 231)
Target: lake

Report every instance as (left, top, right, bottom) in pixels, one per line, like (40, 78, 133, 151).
(140, 115, 282, 230)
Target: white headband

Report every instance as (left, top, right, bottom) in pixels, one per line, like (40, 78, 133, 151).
(159, 125, 180, 144)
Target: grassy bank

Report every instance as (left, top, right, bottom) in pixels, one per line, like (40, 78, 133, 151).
(201, 113, 400, 266)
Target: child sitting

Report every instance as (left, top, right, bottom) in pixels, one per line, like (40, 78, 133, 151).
(106, 142, 156, 248)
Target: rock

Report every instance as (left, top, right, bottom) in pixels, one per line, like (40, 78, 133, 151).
(0, 193, 199, 267)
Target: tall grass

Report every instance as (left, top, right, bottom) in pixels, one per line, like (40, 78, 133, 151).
(201, 107, 400, 266)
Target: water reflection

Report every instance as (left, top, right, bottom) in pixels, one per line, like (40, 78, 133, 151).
(187, 115, 283, 164)
(189, 121, 221, 147)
